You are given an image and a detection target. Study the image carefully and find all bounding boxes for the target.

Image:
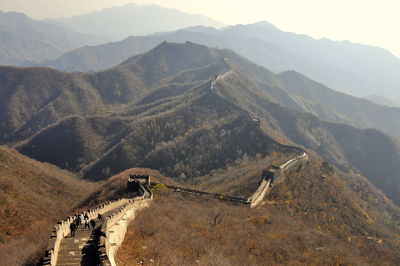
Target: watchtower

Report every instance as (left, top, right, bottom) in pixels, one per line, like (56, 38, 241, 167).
(127, 175, 151, 197)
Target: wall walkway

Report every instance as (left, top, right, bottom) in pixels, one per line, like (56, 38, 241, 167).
(42, 192, 152, 266)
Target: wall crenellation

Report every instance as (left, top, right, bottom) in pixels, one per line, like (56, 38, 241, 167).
(249, 152, 308, 207)
(41, 175, 153, 266)
(41, 196, 143, 265)
(98, 197, 152, 266)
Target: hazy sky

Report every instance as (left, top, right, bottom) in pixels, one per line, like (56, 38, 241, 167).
(2, 0, 400, 58)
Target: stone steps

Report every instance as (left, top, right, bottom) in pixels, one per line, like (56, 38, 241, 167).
(56, 210, 117, 265)
(57, 227, 94, 265)
(57, 259, 81, 263)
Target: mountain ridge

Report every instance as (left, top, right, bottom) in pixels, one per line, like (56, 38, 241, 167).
(44, 3, 224, 41)
(35, 22, 400, 103)
(0, 11, 105, 65)
(1, 42, 400, 205)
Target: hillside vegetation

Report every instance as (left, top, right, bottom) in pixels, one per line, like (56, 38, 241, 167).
(0, 146, 95, 265)
(117, 158, 400, 265)
(1, 41, 399, 205)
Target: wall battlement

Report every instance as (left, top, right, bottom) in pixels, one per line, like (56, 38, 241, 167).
(41, 177, 153, 266)
(42, 198, 129, 266)
(248, 152, 308, 207)
(99, 197, 152, 266)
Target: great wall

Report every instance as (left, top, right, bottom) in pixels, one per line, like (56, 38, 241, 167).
(42, 177, 153, 266)
(41, 151, 307, 265)
(40, 72, 309, 265)
(154, 152, 308, 208)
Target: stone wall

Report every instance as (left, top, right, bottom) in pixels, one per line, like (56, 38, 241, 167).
(156, 183, 250, 205)
(248, 152, 308, 208)
(249, 179, 272, 208)
(42, 198, 129, 266)
(99, 197, 152, 266)
(41, 151, 308, 265)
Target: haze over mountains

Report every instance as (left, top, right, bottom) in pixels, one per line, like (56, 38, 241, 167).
(2, 3, 400, 107)
(26, 27, 400, 142)
(45, 3, 224, 41)
(0, 10, 105, 65)
(34, 22, 400, 107)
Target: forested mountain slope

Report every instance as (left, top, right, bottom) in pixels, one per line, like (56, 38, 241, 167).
(1, 42, 399, 205)
(33, 31, 400, 140)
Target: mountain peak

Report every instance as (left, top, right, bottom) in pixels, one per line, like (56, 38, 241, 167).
(45, 3, 224, 40)
(122, 41, 211, 65)
(251, 21, 279, 30)
(0, 10, 30, 20)
(181, 25, 218, 34)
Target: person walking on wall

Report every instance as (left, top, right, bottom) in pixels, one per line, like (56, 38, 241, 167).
(74, 217, 80, 229)
(70, 222, 77, 237)
(90, 219, 96, 230)
(77, 214, 82, 228)
(84, 216, 90, 229)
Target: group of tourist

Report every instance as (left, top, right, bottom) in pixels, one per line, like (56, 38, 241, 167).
(69, 212, 99, 237)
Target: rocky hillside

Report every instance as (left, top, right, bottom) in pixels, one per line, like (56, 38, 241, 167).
(0, 146, 95, 265)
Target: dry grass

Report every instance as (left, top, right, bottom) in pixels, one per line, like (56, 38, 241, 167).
(0, 146, 96, 266)
(0, 164, 177, 265)
(116, 160, 400, 266)
(189, 153, 277, 198)
(116, 193, 356, 265)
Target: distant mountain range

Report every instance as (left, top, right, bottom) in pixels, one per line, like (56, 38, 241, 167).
(364, 94, 400, 107)
(35, 22, 400, 106)
(1, 42, 399, 205)
(29, 30, 400, 142)
(0, 11, 105, 65)
(44, 3, 224, 41)
(3, 7, 400, 106)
